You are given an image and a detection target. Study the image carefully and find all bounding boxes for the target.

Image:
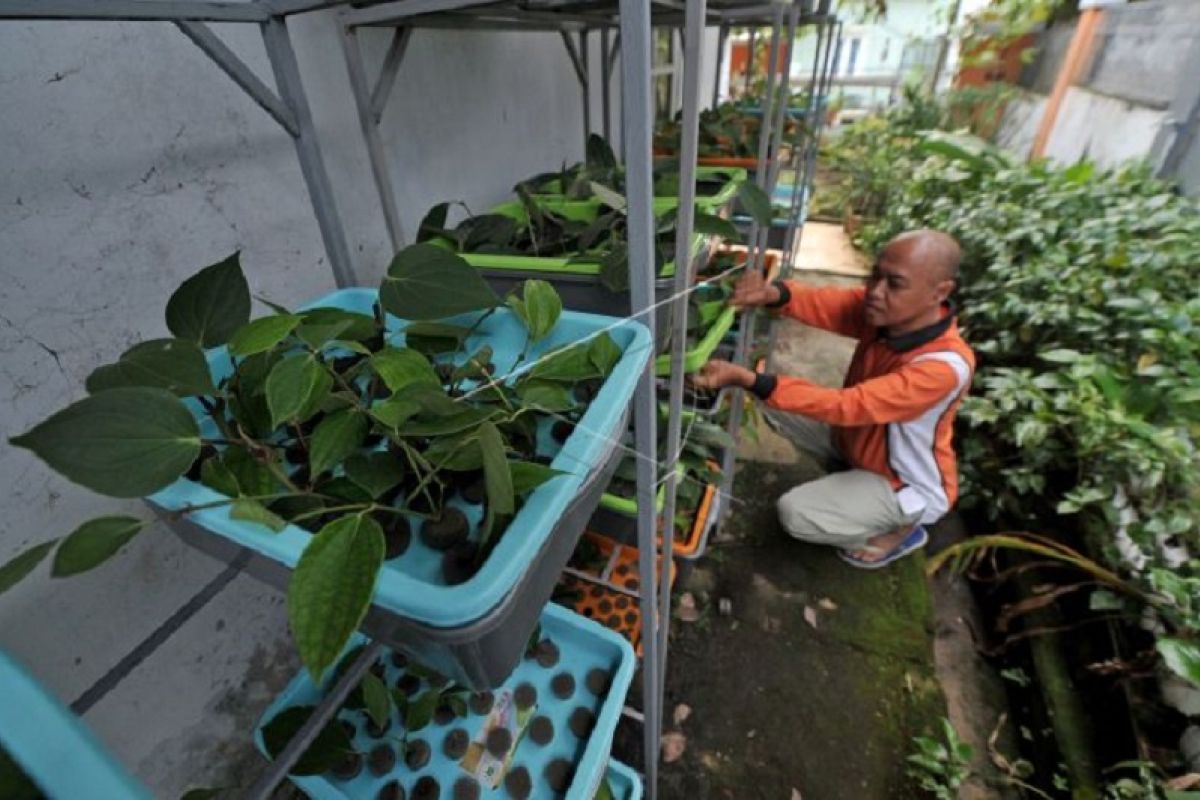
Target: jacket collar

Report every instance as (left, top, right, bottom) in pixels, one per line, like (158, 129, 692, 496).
(879, 302, 957, 352)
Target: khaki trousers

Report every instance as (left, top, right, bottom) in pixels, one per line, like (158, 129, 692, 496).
(762, 408, 920, 550)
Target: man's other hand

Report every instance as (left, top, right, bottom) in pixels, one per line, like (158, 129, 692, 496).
(691, 359, 756, 390)
(730, 268, 781, 309)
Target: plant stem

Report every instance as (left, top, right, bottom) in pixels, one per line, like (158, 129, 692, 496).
(170, 492, 297, 519)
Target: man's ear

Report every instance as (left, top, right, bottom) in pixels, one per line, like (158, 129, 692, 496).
(933, 279, 955, 304)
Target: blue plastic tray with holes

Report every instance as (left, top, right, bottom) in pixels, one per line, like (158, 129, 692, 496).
(0, 649, 153, 800)
(148, 288, 651, 631)
(255, 603, 635, 800)
(605, 760, 643, 799)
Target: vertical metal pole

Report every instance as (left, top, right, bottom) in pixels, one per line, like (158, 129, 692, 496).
(580, 30, 592, 144)
(713, 24, 728, 107)
(262, 15, 358, 287)
(341, 24, 406, 252)
(601, 27, 613, 142)
(657, 0, 706, 710)
(720, 6, 783, 505)
(619, 1, 660, 796)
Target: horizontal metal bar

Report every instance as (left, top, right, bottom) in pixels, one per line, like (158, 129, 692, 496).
(0, 0, 269, 22)
(176, 20, 300, 137)
(343, 0, 504, 26)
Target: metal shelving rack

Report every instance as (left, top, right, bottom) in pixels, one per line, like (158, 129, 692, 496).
(0, 1, 835, 797)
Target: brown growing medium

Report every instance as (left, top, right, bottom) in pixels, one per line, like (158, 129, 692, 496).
(367, 743, 396, 777)
(384, 518, 412, 559)
(452, 776, 481, 800)
(513, 682, 538, 711)
(533, 638, 560, 668)
(568, 706, 595, 739)
(412, 775, 440, 800)
(443, 727, 470, 760)
(390, 651, 408, 670)
(485, 726, 513, 758)
(528, 715, 555, 746)
(420, 508, 470, 551)
(396, 673, 422, 697)
(585, 668, 610, 697)
(330, 751, 363, 781)
(503, 765, 532, 799)
(543, 758, 574, 793)
(468, 691, 494, 716)
(376, 779, 405, 800)
(433, 702, 456, 726)
(404, 738, 431, 771)
(550, 672, 576, 700)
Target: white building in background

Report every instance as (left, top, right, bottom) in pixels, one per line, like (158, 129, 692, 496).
(784, 0, 989, 111)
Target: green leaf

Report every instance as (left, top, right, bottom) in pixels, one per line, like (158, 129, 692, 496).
(361, 672, 392, 730)
(694, 210, 743, 242)
(401, 407, 499, 437)
(736, 180, 773, 227)
(370, 396, 422, 430)
(425, 432, 484, 471)
(586, 133, 617, 171)
(416, 202, 450, 243)
(597, 245, 629, 292)
(589, 181, 628, 212)
(199, 457, 239, 496)
(595, 778, 616, 800)
(509, 461, 565, 494)
(0, 540, 58, 596)
(379, 243, 500, 321)
(266, 355, 333, 430)
(223, 446, 281, 497)
(529, 343, 600, 383)
(86, 339, 217, 397)
(1038, 348, 1083, 363)
(1158, 637, 1200, 687)
(289, 515, 385, 682)
(588, 333, 622, 375)
(371, 348, 439, 393)
(343, 451, 405, 499)
(520, 279, 562, 343)
(227, 315, 303, 358)
(52, 516, 145, 577)
(405, 690, 440, 732)
(296, 308, 377, 347)
(516, 381, 576, 412)
(10, 387, 201, 498)
(310, 409, 368, 479)
(230, 499, 287, 533)
(165, 252, 251, 348)
(261, 705, 354, 776)
(479, 421, 514, 515)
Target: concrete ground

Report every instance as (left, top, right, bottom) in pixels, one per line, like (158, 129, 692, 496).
(611, 245, 1016, 798)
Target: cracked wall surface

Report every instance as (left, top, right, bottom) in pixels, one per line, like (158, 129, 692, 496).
(0, 14, 673, 796)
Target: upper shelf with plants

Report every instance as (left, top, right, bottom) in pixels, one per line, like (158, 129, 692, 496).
(7, 244, 653, 684)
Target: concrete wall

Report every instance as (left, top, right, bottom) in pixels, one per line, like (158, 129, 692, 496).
(998, 0, 1200, 195)
(0, 13, 600, 796)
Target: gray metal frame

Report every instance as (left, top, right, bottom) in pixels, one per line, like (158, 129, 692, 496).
(0, 1, 836, 797)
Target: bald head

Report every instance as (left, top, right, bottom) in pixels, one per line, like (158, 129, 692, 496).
(883, 229, 962, 285)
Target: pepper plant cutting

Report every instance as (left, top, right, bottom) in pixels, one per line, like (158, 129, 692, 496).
(5, 245, 625, 682)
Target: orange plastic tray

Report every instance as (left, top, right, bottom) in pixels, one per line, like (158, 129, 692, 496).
(701, 244, 783, 283)
(558, 533, 677, 655)
(653, 148, 791, 169)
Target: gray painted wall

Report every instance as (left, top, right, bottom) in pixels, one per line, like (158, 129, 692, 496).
(1001, 0, 1200, 195)
(0, 13, 599, 795)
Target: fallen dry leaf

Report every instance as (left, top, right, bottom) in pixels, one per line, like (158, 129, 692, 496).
(803, 606, 818, 629)
(791, 789, 803, 800)
(677, 593, 700, 623)
(746, 729, 757, 739)
(718, 597, 733, 616)
(760, 615, 781, 633)
(700, 751, 721, 770)
(818, 597, 837, 611)
(673, 703, 692, 726)
(662, 731, 687, 763)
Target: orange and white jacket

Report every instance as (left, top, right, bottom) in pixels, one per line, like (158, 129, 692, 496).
(751, 283, 975, 525)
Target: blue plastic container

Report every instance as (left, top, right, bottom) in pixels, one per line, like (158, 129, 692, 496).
(0, 650, 152, 800)
(255, 603, 635, 800)
(150, 288, 652, 688)
(605, 760, 644, 799)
